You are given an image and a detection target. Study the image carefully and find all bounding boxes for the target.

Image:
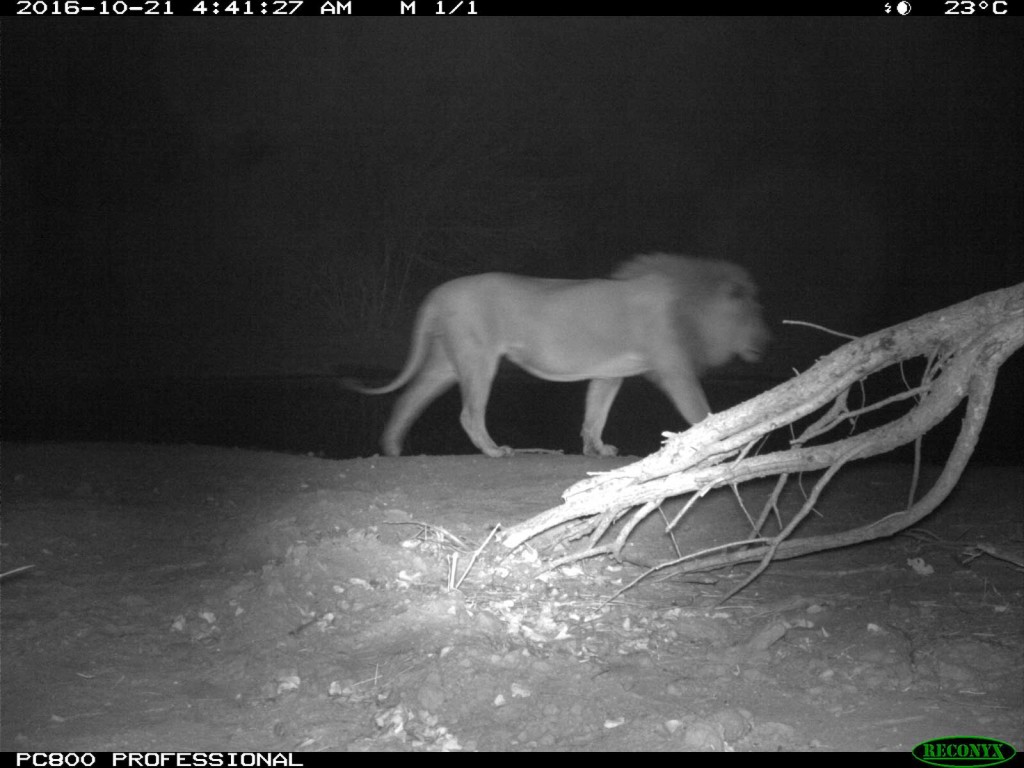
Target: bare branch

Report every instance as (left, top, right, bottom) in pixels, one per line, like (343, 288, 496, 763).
(501, 283, 1024, 599)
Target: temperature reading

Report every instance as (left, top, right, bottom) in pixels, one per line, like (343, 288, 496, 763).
(945, 0, 1009, 12)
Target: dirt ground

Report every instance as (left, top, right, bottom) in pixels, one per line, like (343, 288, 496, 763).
(1, 442, 1021, 753)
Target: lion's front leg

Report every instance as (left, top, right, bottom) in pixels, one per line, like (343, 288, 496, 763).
(654, 366, 711, 427)
(581, 378, 623, 457)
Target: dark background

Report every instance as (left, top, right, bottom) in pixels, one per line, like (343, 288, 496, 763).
(3, 19, 1022, 462)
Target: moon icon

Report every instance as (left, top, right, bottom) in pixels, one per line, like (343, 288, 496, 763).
(897, 1, 911, 13)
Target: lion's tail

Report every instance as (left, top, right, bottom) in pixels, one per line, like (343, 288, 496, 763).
(343, 298, 437, 396)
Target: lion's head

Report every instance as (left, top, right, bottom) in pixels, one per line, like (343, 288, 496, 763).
(613, 253, 771, 372)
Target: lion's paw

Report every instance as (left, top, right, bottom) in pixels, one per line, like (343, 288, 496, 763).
(484, 445, 515, 458)
(583, 443, 619, 458)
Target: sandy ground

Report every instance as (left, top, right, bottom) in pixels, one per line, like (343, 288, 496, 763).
(1, 442, 1021, 752)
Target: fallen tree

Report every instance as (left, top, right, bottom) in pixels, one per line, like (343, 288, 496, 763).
(501, 283, 1024, 599)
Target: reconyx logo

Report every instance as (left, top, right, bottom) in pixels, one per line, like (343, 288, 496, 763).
(913, 736, 1016, 767)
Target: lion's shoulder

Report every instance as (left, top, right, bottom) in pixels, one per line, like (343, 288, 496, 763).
(612, 253, 756, 300)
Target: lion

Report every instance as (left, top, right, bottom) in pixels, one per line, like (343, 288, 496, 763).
(348, 254, 770, 458)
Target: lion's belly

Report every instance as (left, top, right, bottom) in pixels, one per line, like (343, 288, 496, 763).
(504, 347, 648, 382)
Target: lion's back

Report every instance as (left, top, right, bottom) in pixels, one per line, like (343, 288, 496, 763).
(429, 272, 656, 340)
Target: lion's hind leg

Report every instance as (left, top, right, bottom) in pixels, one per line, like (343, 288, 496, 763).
(380, 354, 458, 456)
(455, 356, 512, 458)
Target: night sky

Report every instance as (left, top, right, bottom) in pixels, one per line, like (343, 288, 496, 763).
(3, 19, 1022, 460)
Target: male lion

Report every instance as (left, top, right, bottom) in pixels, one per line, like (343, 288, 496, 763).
(349, 254, 770, 458)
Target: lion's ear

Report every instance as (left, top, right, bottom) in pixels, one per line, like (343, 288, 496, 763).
(723, 281, 748, 300)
